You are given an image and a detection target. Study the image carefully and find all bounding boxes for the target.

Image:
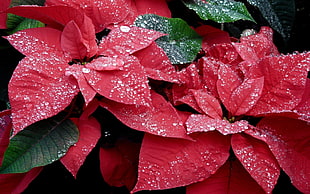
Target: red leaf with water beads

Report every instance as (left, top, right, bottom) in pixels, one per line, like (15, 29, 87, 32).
(231, 133, 280, 193)
(99, 91, 188, 138)
(186, 114, 249, 135)
(0, 0, 10, 29)
(186, 159, 265, 194)
(132, 132, 230, 193)
(196, 25, 231, 51)
(190, 89, 222, 119)
(85, 56, 151, 106)
(134, 42, 180, 83)
(255, 116, 310, 193)
(61, 17, 97, 60)
(98, 26, 165, 57)
(135, 0, 171, 17)
(0, 167, 43, 194)
(100, 139, 140, 190)
(6, 28, 79, 134)
(7, 6, 83, 31)
(226, 77, 264, 116)
(46, 0, 130, 32)
(61, 101, 101, 178)
(0, 110, 11, 166)
(233, 27, 279, 63)
(248, 52, 310, 116)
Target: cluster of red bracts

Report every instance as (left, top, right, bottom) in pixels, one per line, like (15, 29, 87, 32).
(0, 0, 309, 193)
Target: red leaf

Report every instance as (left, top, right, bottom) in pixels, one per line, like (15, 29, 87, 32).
(61, 116, 101, 178)
(205, 43, 242, 67)
(98, 26, 164, 57)
(231, 133, 280, 193)
(135, 0, 171, 18)
(8, 6, 84, 31)
(86, 57, 124, 71)
(0, 0, 10, 29)
(134, 42, 180, 83)
(6, 28, 79, 133)
(61, 16, 97, 59)
(0, 110, 11, 166)
(295, 78, 310, 121)
(228, 77, 264, 116)
(0, 167, 42, 194)
(46, 0, 130, 32)
(84, 56, 151, 106)
(100, 139, 140, 190)
(196, 25, 231, 51)
(186, 159, 265, 194)
(190, 89, 222, 119)
(186, 114, 249, 135)
(248, 52, 310, 116)
(61, 20, 90, 60)
(256, 117, 310, 193)
(65, 65, 97, 105)
(132, 132, 230, 192)
(99, 91, 187, 138)
(199, 57, 221, 97)
(233, 27, 279, 63)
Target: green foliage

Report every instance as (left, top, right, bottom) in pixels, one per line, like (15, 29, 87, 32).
(182, 0, 255, 23)
(0, 113, 79, 174)
(247, 0, 295, 41)
(135, 14, 202, 64)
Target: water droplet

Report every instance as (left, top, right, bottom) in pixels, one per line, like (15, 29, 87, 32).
(120, 25, 131, 32)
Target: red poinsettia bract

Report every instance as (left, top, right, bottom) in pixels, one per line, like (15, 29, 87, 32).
(132, 27, 310, 193)
(5, 4, 165, 134)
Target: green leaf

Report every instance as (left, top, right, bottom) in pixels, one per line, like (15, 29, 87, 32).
(7, 14, 44, 34)
(246, 0, 295, 41)
(10, 0, 45, 6)
(182, 0, 255, 23)
(0, 113, 79, 174)
(5, 0, 45, 34)
(135, 14, 202, 64)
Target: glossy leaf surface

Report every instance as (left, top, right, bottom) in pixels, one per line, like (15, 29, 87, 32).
(135, 14, 202, 64)
(182, 0, 255, 23)
(0, 113, 79, 174)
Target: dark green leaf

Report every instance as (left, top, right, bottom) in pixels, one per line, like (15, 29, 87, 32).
(247, 0, 295, 41)
(7, 14, 44, 34)
(135, 14, 202, 64)
(0, 113, 79, 174)
(10, 0, 45, 6)
(182, 0, 255, 23)
(6, 0, 45, 34)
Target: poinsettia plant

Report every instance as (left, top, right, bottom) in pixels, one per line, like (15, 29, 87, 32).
(0, 0, 309, 193)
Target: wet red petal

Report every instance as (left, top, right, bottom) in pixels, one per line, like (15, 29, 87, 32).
(61, 116, 101, 178)
(186, 159, 265, 194)
(85, 56, 151, 106)
(98, 26, 164, 57)
(256, 117, 310, 193)
(135, 0, 171, 18)
(231, 133, 280, 193)
(234, 27, 279, 63)
(0, 110, 11, 166)
(132, 132, 230, 192)
(248, 52, 310, 116)
(228, 77, 264, 116)
(100, 139, 140, 190)
(65, 65, 96, 105)
(46, 0, 130, 32)
(134, 42, 179, 83)
(190, 89, 222, 119)
(186, 114, 248, 135)
(86, 57, 124, 71)
(99, 91, 188, 138)
(6, 28, 79, 133)
(0, 0, 10, 29)
(0, 167, 43, 194)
